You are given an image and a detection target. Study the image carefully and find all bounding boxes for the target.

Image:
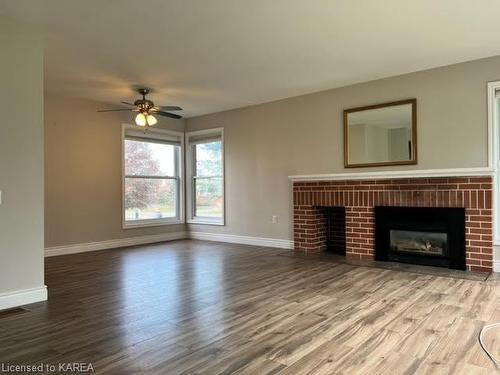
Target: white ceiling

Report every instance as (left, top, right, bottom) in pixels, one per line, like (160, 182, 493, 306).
(2, 0, 500, 118)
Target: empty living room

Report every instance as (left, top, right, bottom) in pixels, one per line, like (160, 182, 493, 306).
(3, 1, 500, 374)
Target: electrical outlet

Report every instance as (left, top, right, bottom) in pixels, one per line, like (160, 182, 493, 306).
(271, 215, 278, 224)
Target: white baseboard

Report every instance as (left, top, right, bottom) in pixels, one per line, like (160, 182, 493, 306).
(44, 230, 293, 258)
(0, 286, 47, 311)
(188, 231, 294, 249)
(45, 231, 187, 257)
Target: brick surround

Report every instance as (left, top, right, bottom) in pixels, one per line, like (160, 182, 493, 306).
(293, 176, 493, 272)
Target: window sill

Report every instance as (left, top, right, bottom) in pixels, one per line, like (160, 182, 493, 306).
(187, 218, 225, 226)
(123, 219, 185, 229)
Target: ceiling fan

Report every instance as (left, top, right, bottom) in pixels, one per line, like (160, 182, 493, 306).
(97, 88, 182, 127)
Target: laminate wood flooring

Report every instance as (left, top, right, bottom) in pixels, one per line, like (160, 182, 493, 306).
(0, 240, 499, 374)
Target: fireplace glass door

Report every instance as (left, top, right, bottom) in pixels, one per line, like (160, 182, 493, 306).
(375, 206, 465, 270)
(390, 230, 447, 256)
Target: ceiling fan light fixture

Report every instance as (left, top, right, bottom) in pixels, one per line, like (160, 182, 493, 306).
(135, 112, 158, 127)
(97, 88, 182, 123)
(135, 112, 147, 126)
(146, 114, 158, 126)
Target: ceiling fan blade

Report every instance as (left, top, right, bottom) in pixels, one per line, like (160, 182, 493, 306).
(121, 101, 136, 106)
(157, 105, 182, 111)
(156, 111, 183, 119)
(97, 108, 134, 112)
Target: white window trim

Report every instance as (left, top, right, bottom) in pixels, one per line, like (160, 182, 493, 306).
(121, 123, 185, 229)
(186, 127, 225, 225)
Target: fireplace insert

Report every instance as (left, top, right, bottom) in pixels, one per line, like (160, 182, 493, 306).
(375, 206, 465, 270)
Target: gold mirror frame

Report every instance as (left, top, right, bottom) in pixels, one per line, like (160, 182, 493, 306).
(344, 99, 417, 168)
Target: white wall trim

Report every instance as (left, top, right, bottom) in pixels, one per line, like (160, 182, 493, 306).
(188, 231, 294, 249)
(288, 167, 494, 182)
(0, 286, 47, 311)
(45, 231, 187, 257)
(45, 231, 294, 257)
(487, 81, 499, 172)
(494, 260, 500, 273)
(487, 81, 500, 246)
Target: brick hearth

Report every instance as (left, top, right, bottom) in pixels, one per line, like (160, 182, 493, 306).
(293, 176, 493, 272)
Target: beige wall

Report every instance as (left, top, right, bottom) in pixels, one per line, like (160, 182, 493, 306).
(44, 94, 185, 248)
(0, 18, 44, 294)
(186, 55, 500, 241)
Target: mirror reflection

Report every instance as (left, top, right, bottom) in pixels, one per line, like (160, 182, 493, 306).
(344, 99, 416, 167)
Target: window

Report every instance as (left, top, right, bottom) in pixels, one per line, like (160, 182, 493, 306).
(122, 125, 184, 227)
(187, 128, 224, 224)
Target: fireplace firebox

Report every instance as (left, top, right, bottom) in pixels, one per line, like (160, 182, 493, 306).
(375, 206, 466, 270)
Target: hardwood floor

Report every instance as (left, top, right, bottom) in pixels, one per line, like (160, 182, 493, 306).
(0, 240, 499, 374)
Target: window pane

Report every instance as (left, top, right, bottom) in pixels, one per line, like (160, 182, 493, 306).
(194, 141, 222, 177)
(125, 139, 176, 176)
(194, 177, 223, 218)
(125, 178, 177, 221)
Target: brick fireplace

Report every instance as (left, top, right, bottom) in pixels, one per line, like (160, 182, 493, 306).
(293, 176, 493, 272)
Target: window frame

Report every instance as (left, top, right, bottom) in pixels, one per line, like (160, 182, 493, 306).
(121, 124, 185, 229)
(186, 128, 225, 225)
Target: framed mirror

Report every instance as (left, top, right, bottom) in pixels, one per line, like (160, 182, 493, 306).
(344, 99, 417, 168)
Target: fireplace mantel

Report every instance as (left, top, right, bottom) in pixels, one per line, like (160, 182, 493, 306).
(289, 167, 493, 182)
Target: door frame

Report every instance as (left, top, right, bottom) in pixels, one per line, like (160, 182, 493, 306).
(487, 81, 500, 269)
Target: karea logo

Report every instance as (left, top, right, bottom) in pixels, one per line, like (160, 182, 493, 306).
(58, 363, 94, 372)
